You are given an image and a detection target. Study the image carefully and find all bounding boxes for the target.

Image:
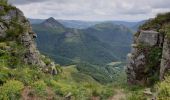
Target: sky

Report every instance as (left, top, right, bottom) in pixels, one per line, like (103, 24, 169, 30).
(8, 0, 170, 21)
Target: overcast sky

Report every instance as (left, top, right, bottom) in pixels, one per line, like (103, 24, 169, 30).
(8, 0, 170, 21)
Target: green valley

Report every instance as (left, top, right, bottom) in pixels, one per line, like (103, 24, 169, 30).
(1, 0, 170, 100)
(32, 17, 133, 83)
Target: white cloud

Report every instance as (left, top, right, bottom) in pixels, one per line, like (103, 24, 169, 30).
(8, 0, 170, 21)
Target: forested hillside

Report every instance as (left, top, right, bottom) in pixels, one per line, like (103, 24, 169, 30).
(32, 17, 133, 83)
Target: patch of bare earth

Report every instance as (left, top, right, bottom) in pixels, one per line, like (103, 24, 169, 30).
(109, 89, 126, 100)
(91, 96, 100, 100)
(21, 86, 55, 100)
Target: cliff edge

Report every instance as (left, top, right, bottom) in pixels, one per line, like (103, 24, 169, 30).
(127, 12, 170, 85)
(0, 1, 57, 73)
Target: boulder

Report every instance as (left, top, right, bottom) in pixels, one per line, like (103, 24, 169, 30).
(127, 30, 162, 85)
(137, 30, 159, 46)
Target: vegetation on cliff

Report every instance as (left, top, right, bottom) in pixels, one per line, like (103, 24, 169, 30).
(127, 12, 170, 99)
(0, 1, 120, 99)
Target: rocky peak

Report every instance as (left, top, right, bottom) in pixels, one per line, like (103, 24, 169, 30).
(46, 17, 56, 22)
(42, 17, 65, 28)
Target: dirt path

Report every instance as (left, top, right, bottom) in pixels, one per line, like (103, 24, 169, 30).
(109, 89, 126, 100)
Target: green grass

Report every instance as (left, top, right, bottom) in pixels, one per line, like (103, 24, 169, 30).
(0, 60, 117, 99)
(52, 65, 115, 99)
(156, 75, 170, 100)
(0, 80, 24, 100)
(140, 12, 170, 30)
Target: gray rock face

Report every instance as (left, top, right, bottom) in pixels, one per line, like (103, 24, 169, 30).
(16, 10, 46, 67)
(21, 32, 44, 66)
(127, 30, 164, 85)
(0, 6, 4, 11)
(1, 10, 17, 23)
(0, 6, 46, 67)
(160, 37, 170, 80)
(137, 30, 159, 46)
(0, 22, 7, 38)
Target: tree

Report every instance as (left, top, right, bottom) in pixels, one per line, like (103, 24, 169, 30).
(0, 0, 8, 4)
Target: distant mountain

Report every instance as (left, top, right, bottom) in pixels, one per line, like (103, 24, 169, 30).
(28, 18, 44, 24)
(29, 18, 99, 29)
(33, 17, 132, 65)
(42, 17, 65, 28)
(58, 20, 100, 29)
(109, 21, 139, 28)
(29, 18, 144, 30)
(32, 17, 133, 83)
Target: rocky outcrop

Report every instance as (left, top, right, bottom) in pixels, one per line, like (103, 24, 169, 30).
(0, 22, 7, 38)
(127, 13, 170, 85)
(160, 37, 170, 80)
(137, 30, 159, 46)
(0, 3, 57, 74)
(127, 30, 164, 85)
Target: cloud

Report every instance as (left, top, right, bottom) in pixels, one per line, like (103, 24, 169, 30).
(8, 0, 47, 5)
(8, 0, 170, 21)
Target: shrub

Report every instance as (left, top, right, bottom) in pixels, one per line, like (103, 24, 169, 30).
(0, 80, 24, 100)
(0, 10, 6, 16)
(157, 76, 170, 100)
(32, 80, 47, 96)
(164, 24, 170, 39)
(6, 24, 24, 39)
(127, 92, 147, 100)
(140, 12, 170, 30)
(14, 67, 44, 85)
(100, 86, 114, 99)
(0, 67, 12, 85)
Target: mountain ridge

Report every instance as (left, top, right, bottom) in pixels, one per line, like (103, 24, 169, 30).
(29, 18, 144, 30)
(34, 17, 133, 63)
(32, 17, 133, 83)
